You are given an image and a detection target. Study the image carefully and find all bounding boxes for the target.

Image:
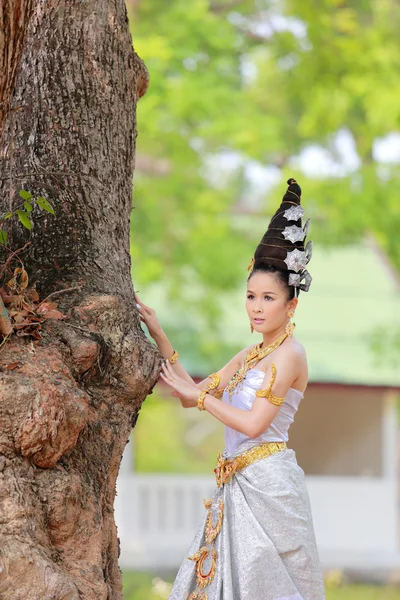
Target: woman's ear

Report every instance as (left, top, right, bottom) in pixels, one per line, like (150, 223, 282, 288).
(288, 297, 298, 312)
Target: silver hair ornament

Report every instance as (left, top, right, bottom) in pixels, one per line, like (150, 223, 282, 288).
(289, 269, 312, 292)
(305, 239, 313, 264)
(284, 247, 308, 272)
(282, 224, 306, 243)
(283, 204, 305, 222)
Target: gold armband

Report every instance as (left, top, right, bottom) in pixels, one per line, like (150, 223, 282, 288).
(213, 388, 224, 400)
(255, 363, 285, 406)
(197, 373, 220, 411)
(167, 349, 179, 364)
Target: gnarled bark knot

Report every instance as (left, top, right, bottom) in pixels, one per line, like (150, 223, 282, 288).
(0, 293, 161, 599)
(134, 52, 149, 99)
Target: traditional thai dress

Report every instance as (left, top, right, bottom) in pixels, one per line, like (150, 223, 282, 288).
(169, 367, 326, 600)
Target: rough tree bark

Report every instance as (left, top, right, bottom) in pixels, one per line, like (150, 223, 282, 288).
(0, 1, 157, 599)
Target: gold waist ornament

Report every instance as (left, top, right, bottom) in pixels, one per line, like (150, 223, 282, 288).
(213, 441, 287, 488)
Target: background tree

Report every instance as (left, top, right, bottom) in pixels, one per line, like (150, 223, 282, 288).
(129, 0, 400, 362)
(130, 0, 400, 277)
(0, 1, 155, 599)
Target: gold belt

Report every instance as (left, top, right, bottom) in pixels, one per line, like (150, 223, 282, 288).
(213, 441, 287, 488)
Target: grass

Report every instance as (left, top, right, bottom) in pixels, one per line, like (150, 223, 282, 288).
(121, 571, 400, 600)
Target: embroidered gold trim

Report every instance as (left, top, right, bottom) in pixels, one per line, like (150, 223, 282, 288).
(204, 497, 224, 544)
(188, 546, 217, 589)
(187, 497, 224, 598)
(213, 441, 287, 488)
(188, 592, 208, 600)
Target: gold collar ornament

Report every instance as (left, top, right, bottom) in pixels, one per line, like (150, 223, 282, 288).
(225, 322, 295, 402)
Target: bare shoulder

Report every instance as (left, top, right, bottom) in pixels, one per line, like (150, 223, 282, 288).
(281, 336, 307, 361)
(254, 336, 308, 390)
(276, 336, 308, 391)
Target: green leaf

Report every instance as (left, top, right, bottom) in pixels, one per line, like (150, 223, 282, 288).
(0, 230, 8, 245)
(35, 196, 55, 215)
(19, 190, 32, 200)
(15, 210, 32, 230)
(24, 201, 33, 212)
(1, 212, 13, 220)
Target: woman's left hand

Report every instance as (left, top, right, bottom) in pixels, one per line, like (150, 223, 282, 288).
(159, 361, 199, 408)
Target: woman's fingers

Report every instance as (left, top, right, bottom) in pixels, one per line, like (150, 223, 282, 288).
(159, 371, 179, 390)
(162, 361, 182, 381)
(134, 292, 153, 314)
(160, 365, 185, 388)
(161, 363, 176, 382)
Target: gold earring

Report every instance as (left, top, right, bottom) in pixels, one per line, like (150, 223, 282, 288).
(287, 310, 295, 318)
(250, 323, 254, 333)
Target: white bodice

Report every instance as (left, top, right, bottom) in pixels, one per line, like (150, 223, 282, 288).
(221, 368, 304, 454)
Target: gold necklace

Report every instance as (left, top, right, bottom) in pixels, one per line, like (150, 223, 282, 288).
(226, 322, 296, 402)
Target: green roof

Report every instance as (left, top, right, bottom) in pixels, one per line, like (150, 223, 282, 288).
(142, 238, 400, 388)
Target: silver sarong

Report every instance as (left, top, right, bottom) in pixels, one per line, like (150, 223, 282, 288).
(169, 441, 326, 600)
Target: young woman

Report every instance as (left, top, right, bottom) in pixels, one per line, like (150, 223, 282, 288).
(135, 179, 326, 600)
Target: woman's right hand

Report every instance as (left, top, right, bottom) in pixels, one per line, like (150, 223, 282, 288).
(134, 291, 164, 340)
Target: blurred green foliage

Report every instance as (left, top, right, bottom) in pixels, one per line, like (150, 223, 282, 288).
(134, 390, 224, 473)
(129, 0, 400, 298)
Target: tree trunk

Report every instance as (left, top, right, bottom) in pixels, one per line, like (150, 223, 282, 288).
(0, 2, 156, 599)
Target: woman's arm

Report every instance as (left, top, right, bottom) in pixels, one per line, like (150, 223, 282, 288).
(202, 345, 302, 437)
(152, 329, 196, 385)
(135, 292, 196, 385)
(159, 343, 304, 434)
(134, 292, 255, 398)
(196, 346, 251, 391)
(171, 346, 254, 409)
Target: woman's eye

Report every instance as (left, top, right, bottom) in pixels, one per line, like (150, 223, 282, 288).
(246, 295, 254, 299)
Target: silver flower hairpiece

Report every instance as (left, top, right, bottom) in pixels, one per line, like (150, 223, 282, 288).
(289, 269, 312, 292)
(282, 224, 306, 243)
(284, 204, 305, 221)
(284, 248, 308, 272)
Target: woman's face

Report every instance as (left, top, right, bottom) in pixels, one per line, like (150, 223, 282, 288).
(246, 271, 296, 334)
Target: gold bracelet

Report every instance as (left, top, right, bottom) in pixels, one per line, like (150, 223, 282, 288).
(167, 349, 179, 364)
(197, 373, 221, 411)
(206, 373, 221, 390)
(255, 363, 285, 406)
(197, 390, 207, 411)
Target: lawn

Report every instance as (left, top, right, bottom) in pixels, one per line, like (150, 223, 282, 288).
(122, 571, 400, 599)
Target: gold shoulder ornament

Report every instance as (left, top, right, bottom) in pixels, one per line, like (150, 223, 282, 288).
(255, 363, 285, 406)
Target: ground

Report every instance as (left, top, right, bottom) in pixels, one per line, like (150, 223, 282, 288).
(122, 571, 400, 600)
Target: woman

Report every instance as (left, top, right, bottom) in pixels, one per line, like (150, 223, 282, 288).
(135, 179, 326, 600)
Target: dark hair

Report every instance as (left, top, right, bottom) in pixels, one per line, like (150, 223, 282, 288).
(247, 263, 299, 301)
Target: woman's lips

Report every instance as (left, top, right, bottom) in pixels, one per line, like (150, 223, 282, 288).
(254, 318, 265, 323)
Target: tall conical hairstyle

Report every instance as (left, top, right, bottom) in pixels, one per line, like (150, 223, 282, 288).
(247, 178, 312, 293)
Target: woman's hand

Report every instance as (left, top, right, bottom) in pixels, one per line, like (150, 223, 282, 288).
(134, 291, 164, 340)
(159, 361, 199, 408)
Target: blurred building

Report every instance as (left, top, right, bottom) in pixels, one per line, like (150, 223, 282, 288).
(116, 237, 400, 576)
